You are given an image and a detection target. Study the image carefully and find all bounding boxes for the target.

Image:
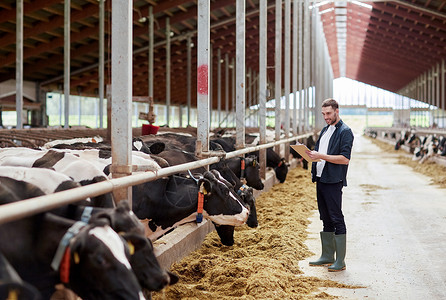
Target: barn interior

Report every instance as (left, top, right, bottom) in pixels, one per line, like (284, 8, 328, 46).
(0, 0, 444, 131)
(0, 1, 446, 299)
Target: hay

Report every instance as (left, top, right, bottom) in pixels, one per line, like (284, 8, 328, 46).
(152, 166, 355, 300)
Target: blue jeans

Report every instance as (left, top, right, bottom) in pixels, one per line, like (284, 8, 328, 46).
(316, 180, 346, 235)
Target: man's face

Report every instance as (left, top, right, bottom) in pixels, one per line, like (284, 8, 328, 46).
(321, 106, 339, 125)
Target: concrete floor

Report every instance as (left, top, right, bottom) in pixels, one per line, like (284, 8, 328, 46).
(299, 134, 446, 299)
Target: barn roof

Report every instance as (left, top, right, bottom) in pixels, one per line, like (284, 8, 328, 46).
(0, 0, 445, 109)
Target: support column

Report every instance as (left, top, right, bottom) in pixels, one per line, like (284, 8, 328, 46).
(235, 0, 246, 149)
(166, 18, 171, 127)
(99, 0, 105, 128)
(284, 0, 291, 159)
(259, 0, 267, 178)
(217, 48, 222, 126)
(111, 0, 133, 204)
(225, 53, 229, 127)
(16, 0, 23, 129)
(64, 0, 71, 129)
(187, 35, 192, 126)
(196, 0, 210, 156)
(292, 0, 298, 136)
(275, 0, 282, 153)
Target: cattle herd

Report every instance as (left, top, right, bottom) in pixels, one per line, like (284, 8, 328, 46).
(365, 128, 446, 163)
(0, 129, 316, 299)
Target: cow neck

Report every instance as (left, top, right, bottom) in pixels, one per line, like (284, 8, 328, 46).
(236, 183, 249, 197)
(50, 221, 86, 284)
(240, 157, 247, 185)
(185, 172, 208, 223)
(50, 207, 92, 284)
(148, 176, 202, 225)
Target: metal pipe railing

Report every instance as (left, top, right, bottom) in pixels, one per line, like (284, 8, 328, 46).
(0, 133, 313, 225)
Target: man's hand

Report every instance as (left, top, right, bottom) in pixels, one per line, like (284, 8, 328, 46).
(306, 150, 349, 165)
(306, 150, 321, 161)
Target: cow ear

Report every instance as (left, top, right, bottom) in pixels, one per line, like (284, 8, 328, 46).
(116, 200, 131, 212)
(149, 142, 165, 154)
(198, 178, 212, 195)
(89, 214, 112, 227)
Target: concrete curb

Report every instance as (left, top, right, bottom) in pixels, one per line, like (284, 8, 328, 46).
(153, 158, 300, 270)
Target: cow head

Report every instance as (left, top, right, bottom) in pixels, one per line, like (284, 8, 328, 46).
(133, 138, 165, 155)
(237, 186, 258, 228)
(67, 220, 145, 300)
(274, 158, 288, 183)
(200, 171, 249, 226)
(120, 232, 178, 292)
(0, 253, 41, 300)
(88, 201, 176, 291)
(243, 156, 264, 190)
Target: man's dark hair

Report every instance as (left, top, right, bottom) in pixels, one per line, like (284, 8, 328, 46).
(322, 98, 339, 110)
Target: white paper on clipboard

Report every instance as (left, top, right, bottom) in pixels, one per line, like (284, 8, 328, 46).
(290, 144, 321, 163)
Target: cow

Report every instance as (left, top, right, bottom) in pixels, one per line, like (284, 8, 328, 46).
(152, 151, 259, 246)
(212, 135, 289, 183)
(252, 148, 289, 183)
(0, 169, 176, 293)
(223, 156, 264, 190)
(140, 132, 225, 154)
(0, 166, 83, 196)
(41, 136, 104, 149)
(0, 252, 41, 300)
(0, 179, 146, 300)
(54, 201, 178, 292)
(47, 148, 168, 176)
(412, 134, 439, 164)
(50, 137, 166, 156)
(0, 147, 114, 208)
(132, 170, 249, 241)
(209, 168, 258, 246)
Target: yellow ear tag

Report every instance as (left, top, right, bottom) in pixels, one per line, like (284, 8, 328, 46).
(7, 290, 18, 300)
(199, 183, 207, 195)
(252, 160, 256, 166)
(74, 252, 80, 264)
(127, 241, 135, 255)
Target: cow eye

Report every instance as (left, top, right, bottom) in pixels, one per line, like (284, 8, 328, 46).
(92, 253, 108, 267)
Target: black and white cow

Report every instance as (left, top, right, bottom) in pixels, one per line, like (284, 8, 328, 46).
(48, 148, 168, 176)
(0, 168, 176, 293)
(208, 167, 258, 246)
(251, 148, 288, 183)
(0, 179, 145, 299)
(412, 134, 439, 164)
(50, 137, 166, 156)
(152, 151, 259, 246)
(54, 201, 178, 292)
(0, 252, 41, 300)
(212, 135, 289, 183)
(132, 170, 249, 241)
(0, 147, 114, 208)
(223, 156, 265, 190)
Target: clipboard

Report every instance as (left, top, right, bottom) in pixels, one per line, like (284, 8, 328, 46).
(290, 144, 321, 162)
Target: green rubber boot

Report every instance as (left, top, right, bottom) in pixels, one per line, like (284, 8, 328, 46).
(328, 234, 346, 272)
(309, 231, 335, 266)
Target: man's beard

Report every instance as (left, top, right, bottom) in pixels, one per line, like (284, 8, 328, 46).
(329, 113, 338, 125)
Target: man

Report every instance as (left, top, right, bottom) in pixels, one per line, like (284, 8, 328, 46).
(306, 98, 354, 272)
